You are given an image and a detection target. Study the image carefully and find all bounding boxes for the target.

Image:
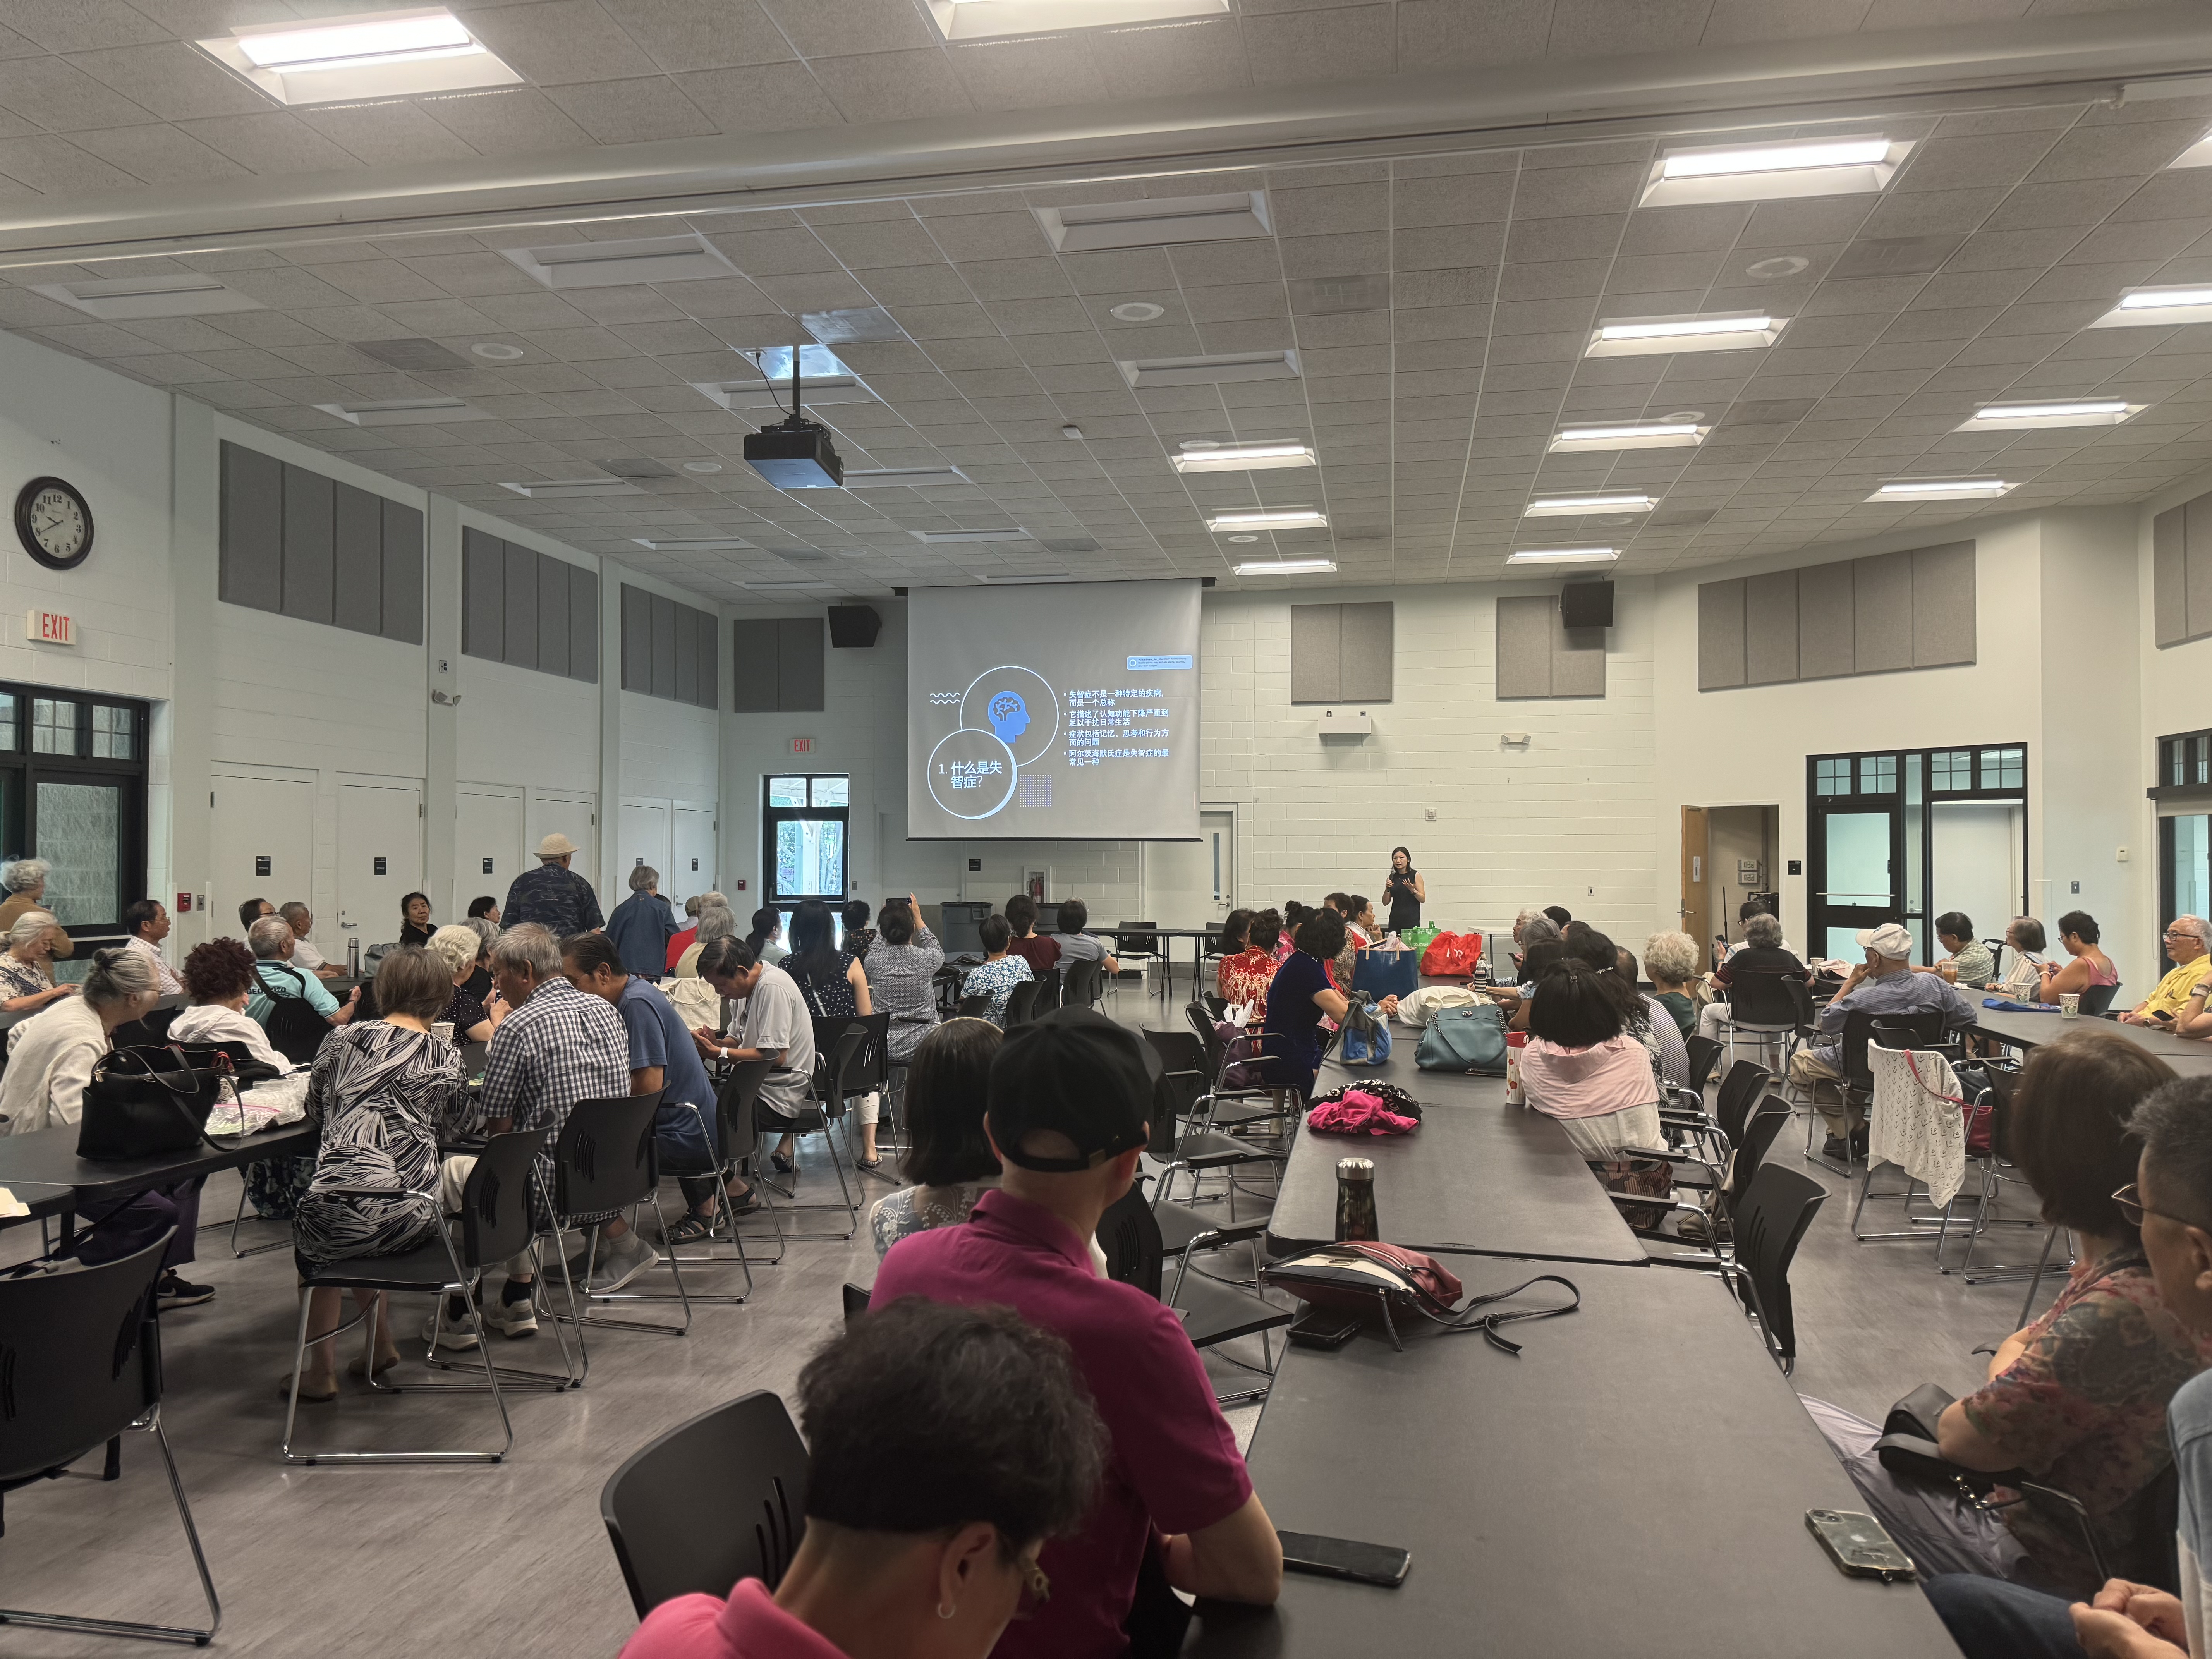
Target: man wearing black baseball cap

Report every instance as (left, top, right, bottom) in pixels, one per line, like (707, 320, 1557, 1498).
(872, 1008, 1281, 1657)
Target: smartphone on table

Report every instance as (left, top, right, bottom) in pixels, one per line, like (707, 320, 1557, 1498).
(1805, 1510, 1914, 1582)
(1276, 1530, 1411, 1587)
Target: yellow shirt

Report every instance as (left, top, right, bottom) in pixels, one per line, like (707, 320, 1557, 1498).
(2141, 957, 2212, 1019)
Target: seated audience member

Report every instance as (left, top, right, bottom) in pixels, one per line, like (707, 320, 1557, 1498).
(963, 915, 1035, 1029)
(1543, 903, 1573, 931)
(170, 938, 295, 1074)
(0, 948, 211, 1307)
(864, 895, 943, 1067)
(1988, 915, 2050, 1003)
(1053, 898, 1121, 980)
(277, 902, 338, 977)
(1805, 1031, 2205, 1602)
(1274, 902, 1305, 965)
(463, 916, 497, 1001)
(2125, 917, 2212, 1027)
(606, 866, 678, 978)
(467, 895, 500, 926)
(1255, 907, 1399, 1101)
(744, 905, 787, 967)
(558, 932, 716, 1278)
(1644, 931, 1700, 1037)
(238, 895, 274, 936)
(1520, 960, 1663, 1157)
(0, 857, 53, 936)
(667, 894, 705, 974)
(1345, 895, 1377, 948)
(285, 946, 473, 1400)
(1791, 922, 1975, 1158)
(1696, 912, 1810, 1044)
(1216, 908, 1252, 962)
(0, 909, 77, 1013)
(871, 1010, 1282, 1656)
(620, 1298, 1106, 1659)
(677, 901, 737, 978)
(840, 898, 877, 962)
(1511, 908, 1565, 977)
(1720, 898, 1795, 962)
(425, 924, 495, 1042)
(501, 834, 603, 936)
(1005, 894, 1061, 981)
(692, 934, 817, 1195)
(1219, 910, 1282, 1018)
(399, 891, 435, 948)
(2044, 910, 2124, 1013)
(1913, 911, 1996, 988)
(1608, 939, 1691, 1092)
(870, 1018, 1004, 1257)
(246, 915, 361, 1039)
(123, 897, 183, 993)
(440, 922, 630, 1346)
(783, 897, 873, 1022)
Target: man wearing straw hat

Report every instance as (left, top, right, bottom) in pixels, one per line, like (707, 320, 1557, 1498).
(501, 832, 605, 936)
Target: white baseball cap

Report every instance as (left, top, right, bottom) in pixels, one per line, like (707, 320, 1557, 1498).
(1856, 922, 1915, 960)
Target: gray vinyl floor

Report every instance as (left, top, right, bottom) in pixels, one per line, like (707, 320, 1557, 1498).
(0, 989, 2035, 1657)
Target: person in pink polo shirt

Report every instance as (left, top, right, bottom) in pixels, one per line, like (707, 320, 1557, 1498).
(619, 1297, 1106, 1659)
(872, 1007, 1284, 1658)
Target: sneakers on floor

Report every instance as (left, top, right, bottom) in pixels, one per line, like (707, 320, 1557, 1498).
(155, 1272, 216, 1309)
(482, 1285, 538, 1339)
(425, 1300, 481, 1352)
(586, 1228, 661, 1293)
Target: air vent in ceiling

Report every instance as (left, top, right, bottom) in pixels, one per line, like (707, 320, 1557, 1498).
(842, 467, 970, 488)
(1829, 235, 1964, 279)
(1287, 275, 1389, 314)
(911, 528, 1030, 543)
(766, 546, 826, 561)
(1116, 351, 1300, 389)
(31, 273, 264, 320)
(502, 233, 738, 290)
(499, 477, 642, 498)
(1040, 537, 1101, 554)
(597, 457, 675, 479)
(1036, 191, 1270, 254)
(353, 337, 472, 372)
(313, 397, 491, 426)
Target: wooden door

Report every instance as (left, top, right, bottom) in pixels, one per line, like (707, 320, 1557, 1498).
(1681, 805, 1710, 968)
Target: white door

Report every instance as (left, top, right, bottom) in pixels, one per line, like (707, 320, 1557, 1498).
(672, 805, 716, 906)
(619, 800, 670, 896)
(211, 770, 314, 939)
(456, 785, 522, 913)
(1930, 801, 2025, 950)
(338, 780, 424, 948)
(1144, 809, 1235, 928)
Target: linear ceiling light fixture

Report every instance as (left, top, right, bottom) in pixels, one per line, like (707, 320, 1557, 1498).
(2092, 286, 2212, 327)
(1524, 494, 1657, 517)
(745, 579, 835, 591)
(1957, 400, 2142, 431)
(31, 274, 264, 320)
(1207, 508, 1328, 531)
(928, 0, 1228, 41)
(1506, 548, 1620, 566)
(1587, 313, 1784, 356)
(1035, 190, 1268, 253)
(313, 397, 491, 426)
(1234, 558, 1336, 575)
(1548, 421, 1706, 452)
(1642, 135, 1908, 206)
(499, 477, 642, 498)
(196, 8, 520, 103)
(503, 233, 737, 290)
(911, 528, 1030, 543)
(1869, 478, 2013, 501)
(1171, 442, 1316, 473)
(632, 536, 756, 551)
(841, 467, 972, 488)
(1118, 351, 1301, 389)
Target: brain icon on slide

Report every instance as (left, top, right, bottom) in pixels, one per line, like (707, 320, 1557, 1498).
(958, 667, 1058, 769)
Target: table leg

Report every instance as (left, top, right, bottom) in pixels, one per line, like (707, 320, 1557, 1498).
(59, 1205, 76, 1254)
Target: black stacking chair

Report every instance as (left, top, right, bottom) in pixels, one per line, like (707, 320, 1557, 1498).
(768, 1024, 866, 1239)
(0, 1233, 221, 1645)
(1097, 1183, 1289, 1408)
(1683, 1034, 1724, 1101)
(1030, 969, 1063, 1018)
(1062, 957, 1103, 1010)
(840, 1283, 871, 1323)
(1141, 1029, 1285, 1216)
(1182, 1001, 1292, 1137)
(956, 993, 992, 1018)
(1116, 923, 1166, 999)
(1719, 1162, 1827, 1374)
(601, 1392, 810, 1617)
(544, 1090, 691, 1360)
(282, 1128, 557, 1465)
(660, 1057, 770, 1281)
(1719, 970, 1798, 1072)
(1003, 979, 1041, 1028)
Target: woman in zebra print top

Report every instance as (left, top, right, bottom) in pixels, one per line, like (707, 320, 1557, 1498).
(287, 947, 473, 1401)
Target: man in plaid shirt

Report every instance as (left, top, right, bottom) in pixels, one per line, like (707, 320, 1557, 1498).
(442, 922, 631, 1344)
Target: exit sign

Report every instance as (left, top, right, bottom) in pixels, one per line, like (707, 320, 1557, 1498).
(25, 609, 74, 645)
(789, 736, 815, 755)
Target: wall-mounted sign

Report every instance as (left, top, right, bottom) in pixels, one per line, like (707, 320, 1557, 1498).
(483, 857, 494, 874)
(254, 855, 271, 876)
(790, 736, 815, 755)
(373, 856, 387, 875)
(24, 608, 73, 645)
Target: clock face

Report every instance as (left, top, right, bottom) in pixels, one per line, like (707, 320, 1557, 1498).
(16, 477, 92, 571)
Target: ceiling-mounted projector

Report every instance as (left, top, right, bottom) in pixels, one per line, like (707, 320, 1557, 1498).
(743, 349, 845, 489)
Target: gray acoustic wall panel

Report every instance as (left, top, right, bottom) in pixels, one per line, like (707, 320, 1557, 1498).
(502, 543, 539, 672)
(462, 529, 503, 662)
(1552, 607, 1607, 697)
(620, 583, 651, 693)
(695, 611, 719, 707)
(776, 616, 825, 712)
(568, 567, 598, 682)
(279, 465, 334, 626)
(219, 442, 282, 611)
(1339, 602, 1395, 701)
(1797, 562, 1856, 681)
(732, 618, 780, 712)
(2188, 496, 2212, 646)
(1288, 604, 1342, 703)
(649, 594, 678, 701)
(1697, 578, 1745, 690)
(460, 531, 596, 680)
(1910, 541, 1975, 668)
(380, 500, 423, 645)
(1496, 594, 1554, 699)
(1853, 550, 1913, 675)
(673, 600, 699, 705)
(2157, 505, 2188, 649)
(220, 441, 424, 645)
(616, 583, 718, 708)
(1744, 570, 1799, 684)
(536, 555, 570, 678)
(331, 482, 383, 634)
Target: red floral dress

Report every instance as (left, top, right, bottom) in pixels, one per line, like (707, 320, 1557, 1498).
(1216, 947, 1278, 1020)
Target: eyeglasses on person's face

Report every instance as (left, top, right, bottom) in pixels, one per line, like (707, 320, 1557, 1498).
(2114, 1183, 2211, 1232)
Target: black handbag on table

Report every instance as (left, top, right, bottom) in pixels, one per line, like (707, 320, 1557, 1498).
(75, 1045, 226, 1162)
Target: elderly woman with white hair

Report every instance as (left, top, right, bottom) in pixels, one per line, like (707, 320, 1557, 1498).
(0, 856, 54, 937)
(607, 862, 678, 979)
(1695, 911, 1810, 1044)
(676, 898, 737, 978)
(0, 908, 78, 1013)
(1643, 930, 1702, 1038)
(426, 924, 495, 1042)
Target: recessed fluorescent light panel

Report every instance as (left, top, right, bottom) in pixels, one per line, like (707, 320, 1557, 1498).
(1172, 443, 1316, 473)
(499, 478, 642, 498)
(1524, 494, 1657, 517)
(1117, 351, 1300, 390)
(1548, 421, 1706, 452)
(503, 233, 737, 290)
(1587, 313, 1785, 356)
(633, 537, 755, 551)
(314, 397, 491, 426)
(745, 580, 834, 591)
(1036, 191, 1268, 254)
(1958, 400, 2142, 431)
(30, 274, 264, 320)
(1234, 558, 1336, 575)
(2171, 126, 2212, 168)
(981, 572, 1075, 583)
(1869, 479, 2013, 501)
(1207, 508, 1329, 531)
(697, 347, 878, 412)
(2092, 287, 2212, 327)
(1641, 135, 1910, 206)
(196, 8, 519, 104)
(842, 467, 971, 488)
(1507, 548, 1620, 566)
(912, 528, 1030, 543)
(927, 0, 1227, 41)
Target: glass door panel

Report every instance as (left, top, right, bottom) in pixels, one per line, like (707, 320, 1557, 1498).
(36, 777, 122, 926)
(1822, 812, 1894, 905)
(773, 818, 845, 903)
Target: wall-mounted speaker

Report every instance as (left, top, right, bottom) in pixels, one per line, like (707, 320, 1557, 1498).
(1560, 580, 1614, 630)
(827, 604, 881, 648)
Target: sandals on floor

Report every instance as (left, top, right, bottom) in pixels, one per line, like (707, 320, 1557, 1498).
(279, 1373, 338, 1403)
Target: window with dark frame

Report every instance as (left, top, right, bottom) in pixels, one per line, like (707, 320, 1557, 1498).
(0, 679, 151, 948)
(763, 774, 849, 910)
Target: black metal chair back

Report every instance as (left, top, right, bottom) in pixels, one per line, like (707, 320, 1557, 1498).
(0, 1233, 169, 1487)
(600, 1392, 810, 1617)
(1063, 958, 1102, 1009)
(1786, 975, 1818, 1032)
(1202, 993, 1228, 1022)
(1731, 1162, 1827, 1370)
(2081, 982, 2122, 1016)
(1031, 971, 1062, 1017)
(554, 1091, 665, 1219)
(812, 1026, 868, 1115)
(1097, 1183, 1165, 1296)
(1141, 1029, 1209, 1154)
(1844, 1009, 1945, 1092)
(956, 993, 993, 1019)
(711, 1060, 773, 1163)
(111, 1003, 183, 1050)
(462, 1129, 551, 1271)
(1725, 971, 1799, 1027)
(1003, 980, 1041, 1028)
(1982, 1062, 2025, 1164)
(1117, 922, 1161, 957)
(1684, 1034, 1724, 1099)
(1730, 1104, 1791, 1206)
(838, 1011, 890, 1097)
(1711, 1060, 1773, 1147)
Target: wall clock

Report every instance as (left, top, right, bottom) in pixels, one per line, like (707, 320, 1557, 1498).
(15, 477, 92, 571)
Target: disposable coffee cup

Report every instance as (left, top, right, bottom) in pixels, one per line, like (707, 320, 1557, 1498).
(1939, 961, 1958, 984)
(433, 1020, 456, 1044)
(2058, 994, 2080, 1020)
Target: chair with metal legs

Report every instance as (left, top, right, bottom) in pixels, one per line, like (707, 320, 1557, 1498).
(543, 1091, 693, 1363)
(661, 1058, 773, 1278)
(0, 1232, 222, 1646)
(761, 1025, 867, 1241)
(281, 1128, 564, 1465)
(1097, 1182, 1289, 1408)
(1115, 924, 1167, 1001)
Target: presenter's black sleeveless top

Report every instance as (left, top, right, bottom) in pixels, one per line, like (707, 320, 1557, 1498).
(1386, 870, 1421, 932)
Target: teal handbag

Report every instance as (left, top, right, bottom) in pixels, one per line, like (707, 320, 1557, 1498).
(1415, 1002, 1509, 1074)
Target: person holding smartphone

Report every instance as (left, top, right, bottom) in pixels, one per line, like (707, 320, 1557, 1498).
(2121, 918, 2212, 1028)
(1383, 847, 1424, 934)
